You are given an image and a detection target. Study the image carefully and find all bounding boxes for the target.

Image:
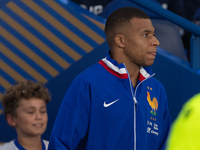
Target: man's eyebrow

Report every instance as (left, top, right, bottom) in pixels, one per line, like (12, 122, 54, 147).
(142, 30, 154, 33)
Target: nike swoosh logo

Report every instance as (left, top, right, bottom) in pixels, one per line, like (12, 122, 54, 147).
(103, 99, 119, 107)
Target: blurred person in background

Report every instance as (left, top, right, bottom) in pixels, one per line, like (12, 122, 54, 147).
(166, 93, 200, 150)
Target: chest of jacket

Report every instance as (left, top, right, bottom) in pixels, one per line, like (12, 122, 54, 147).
(86, 75, 162, 149)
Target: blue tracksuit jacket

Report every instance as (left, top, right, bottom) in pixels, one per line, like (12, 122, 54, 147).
(48, 52, 171, 150)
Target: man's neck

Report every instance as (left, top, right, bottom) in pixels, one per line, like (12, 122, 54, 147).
(126, 64, 140, 88)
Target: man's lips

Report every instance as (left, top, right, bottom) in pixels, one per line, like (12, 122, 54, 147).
(148, 52, 157, 56)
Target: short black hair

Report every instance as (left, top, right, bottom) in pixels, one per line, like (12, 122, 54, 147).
(105, 7, 150, 45)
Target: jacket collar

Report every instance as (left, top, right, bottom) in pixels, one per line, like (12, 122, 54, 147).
(98, 51, 154, 81)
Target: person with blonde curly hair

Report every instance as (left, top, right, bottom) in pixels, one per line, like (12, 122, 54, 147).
(0, 80, 51, 150)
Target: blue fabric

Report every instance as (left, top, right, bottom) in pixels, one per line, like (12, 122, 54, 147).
(48, 51, 171, 150)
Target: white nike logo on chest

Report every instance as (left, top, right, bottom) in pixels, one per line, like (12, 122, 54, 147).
(103, 99, 119, 107)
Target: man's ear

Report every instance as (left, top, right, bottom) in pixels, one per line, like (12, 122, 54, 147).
(114, 34, 125, 48)
(7, 114, 16, 127)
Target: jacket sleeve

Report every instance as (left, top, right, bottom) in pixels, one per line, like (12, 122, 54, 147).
(48, 76, 90, 150)
(158, 87, 171, 150)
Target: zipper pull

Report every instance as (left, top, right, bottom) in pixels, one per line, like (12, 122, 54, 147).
(133, 97, 138, 111)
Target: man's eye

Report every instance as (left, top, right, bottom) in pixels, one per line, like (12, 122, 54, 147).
(143, 34, 148, 37)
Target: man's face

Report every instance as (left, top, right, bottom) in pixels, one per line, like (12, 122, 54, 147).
(123, 18, 160, 67)
(12, 98, 48, 138)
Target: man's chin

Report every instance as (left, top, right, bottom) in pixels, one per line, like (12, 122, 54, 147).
(143, 61, 154, 67)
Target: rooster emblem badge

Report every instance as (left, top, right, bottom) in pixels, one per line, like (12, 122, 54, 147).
(147, 92, 158, 116)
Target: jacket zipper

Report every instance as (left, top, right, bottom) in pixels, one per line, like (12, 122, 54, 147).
(124, 64, 155, 150)
(124, 64, 137, 150)
(133, 73, 155, 150)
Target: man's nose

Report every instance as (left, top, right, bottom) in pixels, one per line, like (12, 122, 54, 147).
(152, 36, 160, 47)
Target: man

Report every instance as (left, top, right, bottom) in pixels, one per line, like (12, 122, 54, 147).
(0, 80, 51, 150)
(48, 7, 171, 150)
